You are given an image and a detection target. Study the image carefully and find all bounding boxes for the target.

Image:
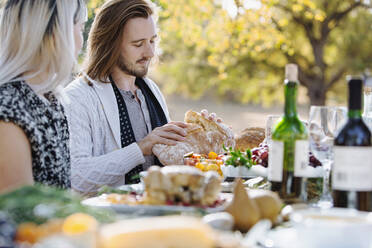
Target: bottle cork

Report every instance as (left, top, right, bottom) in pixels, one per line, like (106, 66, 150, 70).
(285, 64, 298, 82)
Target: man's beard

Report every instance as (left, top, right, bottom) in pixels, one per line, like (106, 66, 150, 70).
(117, 55, 149, 78)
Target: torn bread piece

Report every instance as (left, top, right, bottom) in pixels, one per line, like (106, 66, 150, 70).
(153, 110, 235, 165)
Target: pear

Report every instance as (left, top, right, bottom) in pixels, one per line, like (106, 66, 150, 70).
(249, 189, 282, 223)
(225, 179, 260, 232)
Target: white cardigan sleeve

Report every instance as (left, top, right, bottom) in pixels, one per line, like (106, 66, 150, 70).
(62, 83, 145, 194)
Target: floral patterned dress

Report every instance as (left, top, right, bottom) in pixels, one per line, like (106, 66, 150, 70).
(0, 81, 71, 188)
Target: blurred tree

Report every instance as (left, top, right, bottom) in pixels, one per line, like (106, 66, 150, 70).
(84, 0, 105, 49)
(269, 0, 372, 105)
(85, 0, 372, 106)
(155, 0, 372, 106)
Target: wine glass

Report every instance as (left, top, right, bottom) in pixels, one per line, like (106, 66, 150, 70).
(308, 106, 347, 207)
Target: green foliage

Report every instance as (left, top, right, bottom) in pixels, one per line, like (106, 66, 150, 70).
(0, 185, 115, 225)
(85, 0, 372, 105)
(155, 0, 372, 105)
(97, 185, 130, 195)
(83, 0, 105, 49)
(223, 145, 255, 169)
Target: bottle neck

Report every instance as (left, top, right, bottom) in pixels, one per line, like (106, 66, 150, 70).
(284, 81, 298, 118)
(348, 78, 362, 119)
(348, 109, 362, 119)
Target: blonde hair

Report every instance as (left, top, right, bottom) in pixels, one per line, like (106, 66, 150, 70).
(84, 0, 158, 83)
(0, 0, 87, 93)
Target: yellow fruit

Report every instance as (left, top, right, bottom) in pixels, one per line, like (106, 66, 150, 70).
(225, 179, 260, 232)
(208, 151, 218, 160)
(38, 219, 64, 241)
(250, 190, 283, 223)
(195, 162, 204, 171)
(201, 162, 209, 171)
(16, 223, 39, 243)
(16, 220, 64, 243)
(62, 213, 98, 235)
(206, 163, 219, 171)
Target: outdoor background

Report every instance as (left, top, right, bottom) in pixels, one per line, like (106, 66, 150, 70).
(85, 0, 372, 133)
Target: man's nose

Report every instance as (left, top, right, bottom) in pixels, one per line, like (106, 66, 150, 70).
(144, 41, 155, 58)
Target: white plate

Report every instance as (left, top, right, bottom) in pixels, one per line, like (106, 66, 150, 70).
(257, 227, 299, 248)
(116, 183, 144, 193)
(82, 193, 231, 215)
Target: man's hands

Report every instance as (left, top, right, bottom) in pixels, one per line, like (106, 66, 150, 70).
(200, 109, 223, 123)
(138, 109, 228, 156)
(201, 109, 232, 129)
(138, 121, 188, 156)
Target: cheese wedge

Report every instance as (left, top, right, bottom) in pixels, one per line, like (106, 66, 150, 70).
(99, 216, 215, 248)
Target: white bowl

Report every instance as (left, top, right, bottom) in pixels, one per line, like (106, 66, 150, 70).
(220, 165, 267, 178)
(291, 208, 372, 248)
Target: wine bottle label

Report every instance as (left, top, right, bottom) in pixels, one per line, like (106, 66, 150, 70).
(268, 141, 284, 182)
(294, 140, 310, 177)
(333, 147, 372, 191)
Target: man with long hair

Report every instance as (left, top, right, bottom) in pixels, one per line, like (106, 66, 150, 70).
(63, 0, 190, 193)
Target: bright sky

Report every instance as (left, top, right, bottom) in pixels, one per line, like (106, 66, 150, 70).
(221, 0, 262, 18)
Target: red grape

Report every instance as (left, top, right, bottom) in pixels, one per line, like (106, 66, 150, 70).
(251, 141, 322, 168)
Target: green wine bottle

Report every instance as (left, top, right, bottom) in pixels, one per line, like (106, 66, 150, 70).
(268, 64, 308, 204)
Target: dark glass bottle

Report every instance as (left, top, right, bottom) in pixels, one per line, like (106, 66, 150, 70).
(333, 77, 372, 211)
(268, 64, 308, 204)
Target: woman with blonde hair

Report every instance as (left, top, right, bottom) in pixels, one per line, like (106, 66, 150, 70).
(0, 0, 86, 193)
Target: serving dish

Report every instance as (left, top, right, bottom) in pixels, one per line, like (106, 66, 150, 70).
(82, 193, 231, 215)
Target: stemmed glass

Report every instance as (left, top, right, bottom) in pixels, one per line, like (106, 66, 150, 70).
(308, 106, 347, 207)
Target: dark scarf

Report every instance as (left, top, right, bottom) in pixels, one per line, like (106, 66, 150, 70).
(110, 76, 168, 184)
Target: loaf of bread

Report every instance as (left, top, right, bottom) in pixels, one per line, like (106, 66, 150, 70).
(235, 127, 265, 151)
(153, 110, 235, 165)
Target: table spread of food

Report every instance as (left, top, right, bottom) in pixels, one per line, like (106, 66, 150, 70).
(1, 108, 372, 248)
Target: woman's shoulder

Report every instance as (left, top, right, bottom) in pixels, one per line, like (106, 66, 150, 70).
(0, 81, 24, 95)
(0, 82, 34, 125)
(0, 81, 28, 107)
